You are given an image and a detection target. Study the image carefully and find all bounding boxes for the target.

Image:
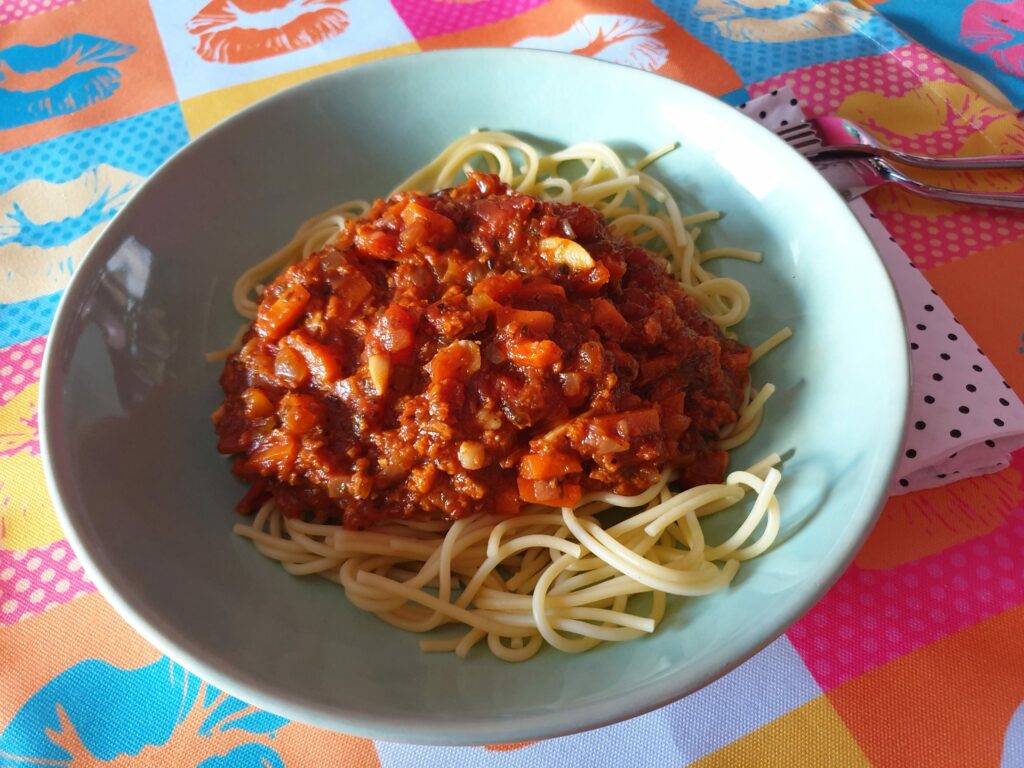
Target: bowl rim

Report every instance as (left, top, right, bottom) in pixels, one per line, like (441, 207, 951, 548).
(38, 46, 910, 746)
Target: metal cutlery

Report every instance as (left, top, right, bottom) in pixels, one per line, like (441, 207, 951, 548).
(778, 116, 1024, 170)
(815, 157, 1024, 208)
(776, 116, 1024, 209)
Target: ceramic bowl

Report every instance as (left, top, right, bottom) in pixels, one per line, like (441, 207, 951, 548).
(40, 49, 908, 745)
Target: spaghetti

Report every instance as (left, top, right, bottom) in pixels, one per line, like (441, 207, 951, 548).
(218, 132, 789, 661)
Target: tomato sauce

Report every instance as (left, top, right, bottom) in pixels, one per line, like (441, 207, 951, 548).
(214, 174, 751, 528)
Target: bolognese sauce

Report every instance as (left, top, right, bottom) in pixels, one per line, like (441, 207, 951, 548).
(214, 174, 751, 529)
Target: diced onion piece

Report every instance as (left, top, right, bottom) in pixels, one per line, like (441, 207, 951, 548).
(273, 344, 309, 388)
(467, 293, 499, 314)
(368, 353, 391, 395)
(497, 307, 556, 335)
(560, 372, 582, 397)
(538, 236, 595, 271)
(458, 441, 486, 470)
(283, 331, 340, 386)
(594, 435, 629, 454)
(476, 409, 503, 430)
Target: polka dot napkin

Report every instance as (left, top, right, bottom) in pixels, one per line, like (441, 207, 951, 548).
(738, 88, 1024, 494)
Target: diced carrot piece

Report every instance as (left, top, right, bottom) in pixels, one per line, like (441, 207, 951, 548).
(249, 431, 298, 475)
(282, 331, 340, 386)
(506, 339, 562, 368)
(473, 274, 520, 303)
(278, 393, 320, 434)
(273, 344, 310, 388)
(517, 477, 582, 508)
(430, 340, 481, 382)
(242, 388, 274, 418)
(401, 200, 456, 238)
(354, 228, 399, 260)
(326, 271, 373, 322)
(497, 306, 555, 336)
(519, 451, 583, 480)
(255, 282, 310, 341)
(591, 298, 628, 338)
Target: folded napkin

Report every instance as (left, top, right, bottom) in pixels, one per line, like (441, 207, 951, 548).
(737, 88, 1024, 494)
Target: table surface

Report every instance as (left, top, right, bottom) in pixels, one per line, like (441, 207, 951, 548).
(2, 1, 1024, 766)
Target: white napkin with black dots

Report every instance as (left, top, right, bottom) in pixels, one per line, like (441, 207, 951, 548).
(737, 87, 1024, 494)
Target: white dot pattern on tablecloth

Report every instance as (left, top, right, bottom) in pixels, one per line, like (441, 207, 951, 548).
(388, 0, 546, 39)
(0, 0, 77, 25)
(0, 541, 94, 625)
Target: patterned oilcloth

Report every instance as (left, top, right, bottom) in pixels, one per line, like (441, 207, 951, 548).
(2, 1, 1024, 766)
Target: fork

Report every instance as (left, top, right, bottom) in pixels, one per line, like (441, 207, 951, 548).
(778, 116, 1024, 170)
(776, 117, 1024, 209)
(816, 157, 1024, 209)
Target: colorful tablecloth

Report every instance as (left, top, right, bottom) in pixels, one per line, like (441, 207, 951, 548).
(3, 1, 1024, 766)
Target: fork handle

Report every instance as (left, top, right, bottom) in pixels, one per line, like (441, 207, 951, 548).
(809, 144, 1024, 171)
(889, 172, 1024, 209)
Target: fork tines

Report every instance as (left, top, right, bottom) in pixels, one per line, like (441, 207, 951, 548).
(775, 122, 822, 156)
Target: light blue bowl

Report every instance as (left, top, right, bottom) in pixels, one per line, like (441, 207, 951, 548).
(40, 49, 908, 745)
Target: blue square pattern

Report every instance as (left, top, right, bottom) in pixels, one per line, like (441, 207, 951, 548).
(0, 291, 62, 347)
(375, 636, 822, 768)
(652, 0, 908, 85)
(878, 0, 1024, 109)
(1, 104, 189, 195)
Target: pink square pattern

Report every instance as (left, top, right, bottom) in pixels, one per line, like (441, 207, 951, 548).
(0, 0, 79, 26)
(0, 541, 95, 625)
(750, 45, 1024, 269)
(389, 0, 548, 39)
(787, 453, 1024, 690)
(0, 337, 45, 457)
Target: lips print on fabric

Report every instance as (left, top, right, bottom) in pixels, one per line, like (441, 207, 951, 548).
(854, 461, 1024, 570)
(0, 338, 64, 552)
(0, 381, 64, 551)
(692, 0, 871, 43)
(0, 34, 135, 130)
(514, 15, 669, 72)
(0, 165, 143, 303)
(187, 0, 349, 64)
(0, 657, 289, 766)
(837, 80, 1024, 216)
(961, 0, 1024, 77)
